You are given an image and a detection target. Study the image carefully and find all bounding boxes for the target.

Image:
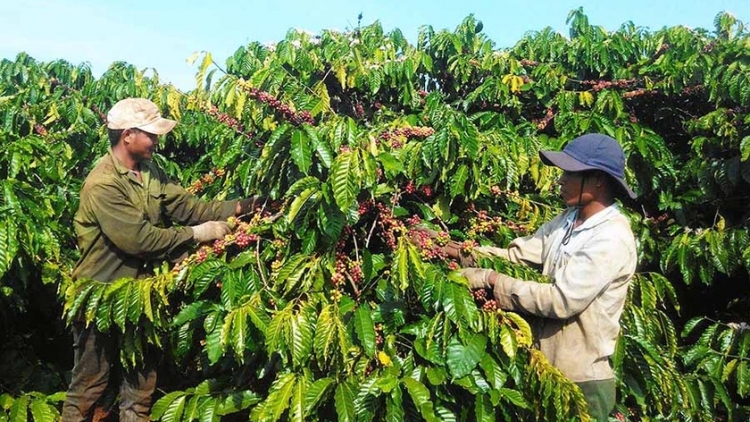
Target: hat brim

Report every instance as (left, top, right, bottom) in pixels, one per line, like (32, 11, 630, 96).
(138, 118, 177, 135)
(540, 150, 637, 199)
(540, 150, 596, 172)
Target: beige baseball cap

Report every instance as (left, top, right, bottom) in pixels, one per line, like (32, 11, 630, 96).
(106, 98, 177, 135)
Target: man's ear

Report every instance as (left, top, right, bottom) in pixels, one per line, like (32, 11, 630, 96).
(122, 128, 135, 144)
(594, 171, 609, 188)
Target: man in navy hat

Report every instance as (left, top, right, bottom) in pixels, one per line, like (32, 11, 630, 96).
(430, 133, 637, 421)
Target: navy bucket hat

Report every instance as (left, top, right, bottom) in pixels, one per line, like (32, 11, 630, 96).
(539, 133, 637, 199)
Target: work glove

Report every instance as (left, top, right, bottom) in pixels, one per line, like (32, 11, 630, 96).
(458, 268, 496, 290)
(238, 196, 269, 215)
(191, 221, 231, 243)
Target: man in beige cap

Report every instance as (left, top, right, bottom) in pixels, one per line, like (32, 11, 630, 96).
(62, 98, 265, 422)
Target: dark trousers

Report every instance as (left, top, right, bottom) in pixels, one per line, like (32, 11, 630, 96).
(576, 378, 616, 422)
(61, 323, 157, 422)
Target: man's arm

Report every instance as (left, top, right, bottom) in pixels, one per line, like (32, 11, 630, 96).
(473, 211, 566, 267)
(490, 236, 630, 318)
(88, 185, 195, 259)
(159, 179, 237, 226)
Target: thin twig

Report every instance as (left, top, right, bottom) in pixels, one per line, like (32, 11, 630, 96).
(365, 215, 379, 248)
(352, 230, 361, 263)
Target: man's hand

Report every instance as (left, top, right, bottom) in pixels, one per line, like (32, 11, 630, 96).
(459, 268, 496, 290)
(191, 221, 231, 243)
(237, 196, 269, 215)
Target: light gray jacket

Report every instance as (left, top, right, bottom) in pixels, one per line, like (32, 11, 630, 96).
(476, 205, 637, 382)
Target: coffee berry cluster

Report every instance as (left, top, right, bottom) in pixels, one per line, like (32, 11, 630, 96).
(581, 78, 637, 92)
(372, 202, 406, 250)
(378, 126, 435, 149)
(238, 81, 314, 126)
(186, 167, 227, 194)
(471, 287, 498, 312)
(205, 105, 254, 139)
(172, 216, 261, 274)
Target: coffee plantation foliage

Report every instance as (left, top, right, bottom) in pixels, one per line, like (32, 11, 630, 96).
(1, 8, 750, 421)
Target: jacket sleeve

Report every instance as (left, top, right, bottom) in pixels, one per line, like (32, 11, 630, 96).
(88, 184, 195, 259)
(474, 232, 543, 266)
(491, 235, 630, 319)
(157, 171, 237, 226)
(473, 213, 563, 267)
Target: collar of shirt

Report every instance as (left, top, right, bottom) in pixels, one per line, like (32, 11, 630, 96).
(550, 204, 623, 268)
(107, 148, 152, 186)
(572, 204, 622, 233)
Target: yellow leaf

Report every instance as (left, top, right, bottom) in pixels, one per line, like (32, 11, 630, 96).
(42, 103, 60, 125)
(377, 351, 392, 366)
(167, 88, 182, 120)
(186, 51, 201, 65)
(503, 311, 533, 347)
(311, 81, 331, 116)
(262, 116, 277, 132)
(335, 65, 347, 90)
(501, 74, 524, 94)
(579, 91, 594, 108)
(427, 203, 441, 219)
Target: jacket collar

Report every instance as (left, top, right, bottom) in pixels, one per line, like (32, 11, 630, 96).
(570, 204, 621, 232)
(107, 147, 152, 185)
(107, 147, 133, 176)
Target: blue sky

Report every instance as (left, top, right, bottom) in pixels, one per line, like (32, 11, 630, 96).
(1, 0, 748, 91)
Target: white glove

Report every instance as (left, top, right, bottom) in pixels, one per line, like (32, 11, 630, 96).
(191, 221, 231, 243)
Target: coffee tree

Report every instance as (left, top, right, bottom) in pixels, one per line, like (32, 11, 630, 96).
(1, 9, 749, 421)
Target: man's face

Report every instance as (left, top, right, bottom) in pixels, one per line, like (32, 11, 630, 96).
(125, 128, 159, 161)
(557, 170, 596, 207)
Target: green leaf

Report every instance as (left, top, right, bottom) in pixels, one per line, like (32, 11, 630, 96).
(172, 301, 214, 327)
(0, 219, 18, 279)
(9, 394, 28, 422)
(291, 305, 315, 367)
(204, 312, 225, 364)
(394, 238, 409, 291)
(260, 372, 297, 421)
(290, 374, 309, 422)
(285, 176, 321, 197)
(740, 135, 750, 161)
(499, 324, 518, 358)
(402, 377, 439, 422)
(447, 333, 487, 379)
(385, 385, 404, 422)
(441, 279, 477, 327)
(306, 125, 333, 168)
(334, 381, 356, 422)
(287, 186, 320, 223)
(161, 394, 187, 422)
(216, 390, 261, 415)
(189, 260, 226, 297)
(304, 377, 334, 415)
(449, 164, 469, 198)
(330, 150, 359, 213)
(29, 399, 56, 422)
(497, 387, 529, 409)
(378, 152, 404, 174)
(314, 304, 347, 366)
(353, 305, 377, 357)
(291, 129, 313, 174)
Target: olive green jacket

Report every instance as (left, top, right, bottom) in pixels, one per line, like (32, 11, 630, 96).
(72, 150, 236, 282)
(476, 205, 637, 383)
